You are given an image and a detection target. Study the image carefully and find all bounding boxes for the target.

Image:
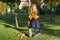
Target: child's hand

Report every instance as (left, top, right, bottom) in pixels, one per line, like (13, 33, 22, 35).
(34, 15, 39, 19)
(29, 15, 33, 20)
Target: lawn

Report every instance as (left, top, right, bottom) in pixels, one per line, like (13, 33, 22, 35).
(0, 13, 60, 40)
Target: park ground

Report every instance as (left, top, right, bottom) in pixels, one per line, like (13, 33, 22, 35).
(0, 13, 60, 40)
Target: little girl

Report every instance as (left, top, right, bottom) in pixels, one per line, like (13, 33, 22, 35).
(28, 4, 40, 37)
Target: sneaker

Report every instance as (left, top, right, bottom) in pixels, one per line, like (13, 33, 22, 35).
(34, 33, 41, 37)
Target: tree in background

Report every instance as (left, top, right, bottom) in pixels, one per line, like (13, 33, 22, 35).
(0, 1, 6, 14)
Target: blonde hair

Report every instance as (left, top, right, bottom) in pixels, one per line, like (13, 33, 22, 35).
(30, 4, 38, 15)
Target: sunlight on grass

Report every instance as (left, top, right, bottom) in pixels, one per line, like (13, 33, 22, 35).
(0, 14, 60, 40)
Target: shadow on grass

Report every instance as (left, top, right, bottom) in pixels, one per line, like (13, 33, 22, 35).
(40, 20, 60, 26)
(45, 21, 60, 26)
(40, 23, 60, 37)
(2, 22, 60, 37)
(0, 14, 60, 37)
(3, 23, 29, 36)
(41, 27, 60, 36)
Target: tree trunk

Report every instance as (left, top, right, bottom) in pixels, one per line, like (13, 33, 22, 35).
(15, 0, 19, 28)
(15, 13, 19, 28)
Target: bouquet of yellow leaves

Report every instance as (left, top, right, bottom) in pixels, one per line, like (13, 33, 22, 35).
(29, 11, 39, 20)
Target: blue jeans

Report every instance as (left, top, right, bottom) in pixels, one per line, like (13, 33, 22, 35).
(34, 20, 40, 35)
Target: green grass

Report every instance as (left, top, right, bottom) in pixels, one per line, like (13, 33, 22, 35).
(0, 13, 60, 40)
